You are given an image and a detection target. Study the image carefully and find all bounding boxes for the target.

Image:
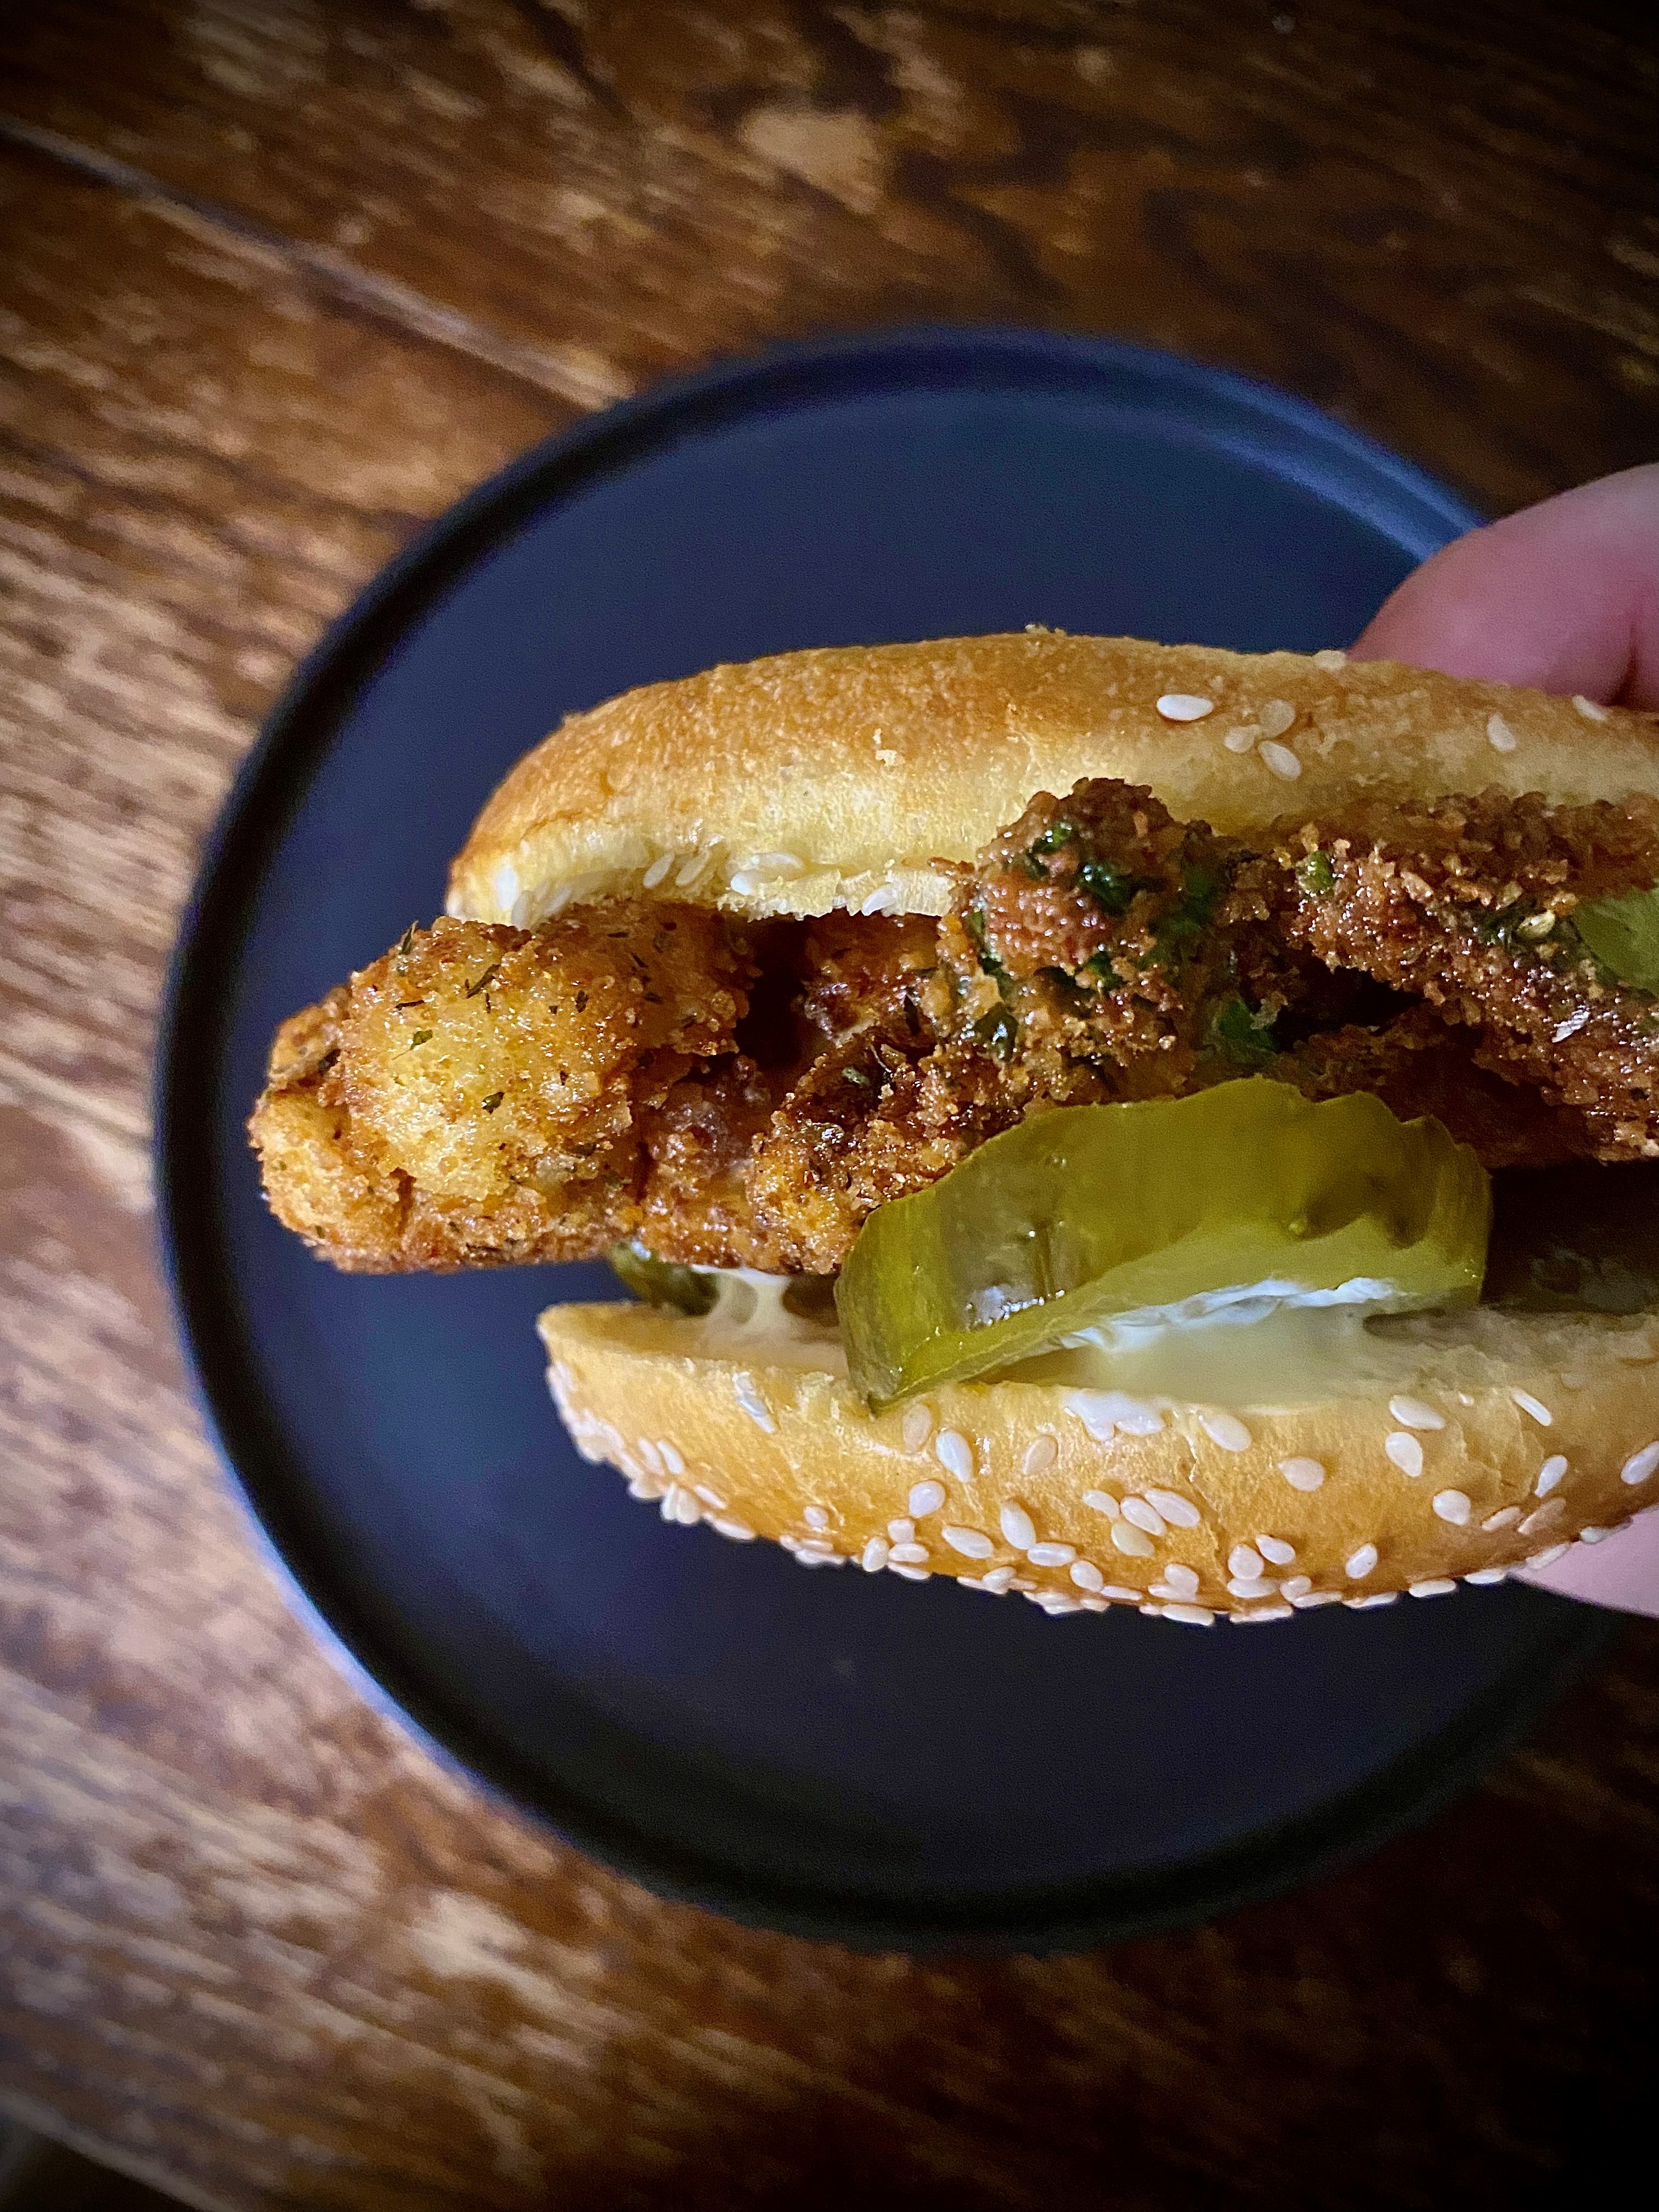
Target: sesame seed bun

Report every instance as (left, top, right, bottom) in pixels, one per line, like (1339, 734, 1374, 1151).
(539, 1298, 1659, 1617)
(448, 632, 1659, 928)
(447, 631, 1659, 1616)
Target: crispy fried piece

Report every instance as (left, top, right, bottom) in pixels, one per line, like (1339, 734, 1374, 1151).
(1257, 791, 1659, 1159)
(1278, 1006, 1595, 1169)
(254, 781, 1659, 1278)
(251, 905, 754, 1268)
(946, 781, 1250, 1084)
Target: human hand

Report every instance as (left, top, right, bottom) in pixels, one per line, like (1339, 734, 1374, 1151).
(1351, 464, 1659, 1615)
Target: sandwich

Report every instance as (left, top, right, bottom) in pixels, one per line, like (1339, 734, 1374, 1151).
(251, 631, 1659, 1621)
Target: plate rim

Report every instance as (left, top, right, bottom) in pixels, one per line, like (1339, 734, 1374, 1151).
(153, 323, 1617, 1951)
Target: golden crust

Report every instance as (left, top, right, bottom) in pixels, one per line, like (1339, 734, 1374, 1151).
(539, 1298, 1659, 1615)
(449, 634, 1659, 927)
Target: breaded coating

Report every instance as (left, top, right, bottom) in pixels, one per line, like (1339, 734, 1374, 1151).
(1277, 1006, 1594, 1170)
(1257, 791, 1659, 1158)
(251, 905, 753, 1268)
(253, 780, 1659, 1276)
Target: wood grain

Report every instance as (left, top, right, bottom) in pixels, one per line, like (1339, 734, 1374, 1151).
(2, 3, 1657, 2205)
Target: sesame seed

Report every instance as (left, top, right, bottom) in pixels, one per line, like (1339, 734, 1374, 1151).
(1036, 1593, 1083, 1615)
(1463, 1566, 1508, 1585)
(1144, 1487, 1201, 1528)
(1279, 1574, 1313, 1600)
(1082, 1489, 1121, 1519)
(712, 1517, 757, 1542)
(1386, 1433, 1424, 1477)
(1256, 1534, 1296, 1566)
(675, 846, 716, 888)
(1279, 1456, 1327, 1491)
(1231, 1602, 1296, 1622)
(1292, 1591, 1345, 1609)
(1070, 1560, 1106, 1592)
(1577, 1525, 1615, 1544)
(1345, 1543, 1379, 1578)
(1028, 1541, 1077, 1568)
(1389, 1395, 1445, 1431)
(1162, 1562, 1200, 1598)
(943, 1525, 994, 1559)
(1199, 1412, 1253, 1452)
(1408, 1578, 1457, 1598)
(1223, 724, 1259, 753)
(861, 1536, 890, 1572)
(637, 1438, 665, 1479)
(909, 1478, 946, 1517)
(694, 1484, 727, 1509)
(888, 1542, 929, 1565)
(1535, 1455, 1568, 1497)
(1162, 1602, 1217, 1627)
(1526, 1543, 1570, 1567)
(1511, 1389, 1553, 1426)
(888, 1562, 932, 1581)
(1022, 1434, 1058, 1478)
(1228, 1543, 1265, 1580)
(672, 1488, 702, 1525)
(981, 1565, 1017, 1593)
(804, 1505, 830, 1530)
(1345, 1593, 1398, 1610)
(1482, 1505, 1521, 1531)
(1572, 693, 1610, 721)
(732, 1374, 777, 1432)
(1259, 740, 1302, 781)
(1111, 1521, 1155, 1558)
(1486, 712, 1518, 753)
(900, 1403, 933, 1453)
(1121, 1495, 1168, 1537)
(1312, 648, 1348, 671)
(887, 1517, 916, 1544)
(1432, 1489, 1472, 1526)
(1101, 1584, 1142, 1602)
(796, 1537, 836, 1559)
(657, 1439, 686, 1476)
(642, 852, 674, 889)
(1079, 1597, 1110, 1612)
(1621, 1441, 1659, 1485)
(1258, 697, 1296, 737)
(1228, 1577, 1278, 1600)
(1000, 1503, 1037, 1549)
(1156, 692, 1215, 721)
(934, 1430, 974, 1481)
(626, 1475, 663, 1500)
(1520, 1499, 1566, 1536)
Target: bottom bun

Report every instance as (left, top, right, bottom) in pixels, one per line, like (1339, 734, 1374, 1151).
(537, 1299, 1659, 1620)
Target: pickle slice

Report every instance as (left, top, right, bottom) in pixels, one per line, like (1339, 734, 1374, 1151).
(608, 1241, 717, 1317)
(836, 1078, 1491, 1408)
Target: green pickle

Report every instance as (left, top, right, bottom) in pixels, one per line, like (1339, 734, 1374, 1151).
(607, 1242, 718, 1317)
(836, 1078, 1492, 1409)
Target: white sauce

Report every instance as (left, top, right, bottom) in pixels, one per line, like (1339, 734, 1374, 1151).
(661, 1269, 1434, 1408)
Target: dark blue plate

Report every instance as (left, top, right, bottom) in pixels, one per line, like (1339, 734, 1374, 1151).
(158, 328, 1611, 1950)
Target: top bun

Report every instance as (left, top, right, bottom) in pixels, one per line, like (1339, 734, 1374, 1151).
(447, 632, 1659, 928)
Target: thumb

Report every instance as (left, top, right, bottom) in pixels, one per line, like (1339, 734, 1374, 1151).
(1352, 464, 1659, 708)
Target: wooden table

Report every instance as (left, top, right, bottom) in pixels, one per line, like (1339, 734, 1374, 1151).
(3, 5, 1657, 2205)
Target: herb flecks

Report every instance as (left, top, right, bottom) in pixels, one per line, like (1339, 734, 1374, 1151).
(1206, 993, 1280, 1066)
(409, 1028, 433, 1049)
(1296, 850, 1335, 896)
(481, 1091, 504, 1114)
(1077, 855, 1160, 916)
(975, 1004, 1019, 1059)
(464, 962, 501, 998)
